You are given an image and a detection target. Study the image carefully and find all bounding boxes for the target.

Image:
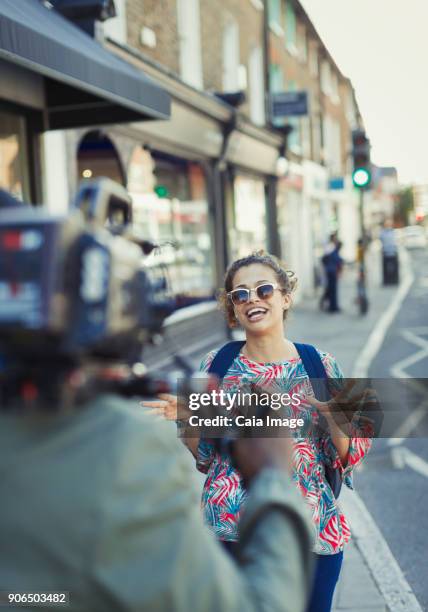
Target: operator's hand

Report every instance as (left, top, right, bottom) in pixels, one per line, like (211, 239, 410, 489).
(140, 393, 178, 420)
(233, 436, 294, 486)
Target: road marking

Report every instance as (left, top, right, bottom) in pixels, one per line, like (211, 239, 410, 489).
(340, 487, 424, 612)
(350, 250, 423, 611)
(387, 398, 428, 445)
(390, 329, 428, 379)
(402, 447, 428, 478)
(353, 249, 414, 378)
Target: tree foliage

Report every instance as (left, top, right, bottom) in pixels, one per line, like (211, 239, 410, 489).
(395, 186, 414, 225)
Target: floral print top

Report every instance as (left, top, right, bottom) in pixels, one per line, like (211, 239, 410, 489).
(197, 348, 372, 555)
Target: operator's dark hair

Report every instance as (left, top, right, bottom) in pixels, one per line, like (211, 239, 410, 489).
(218, 250, 298, 328)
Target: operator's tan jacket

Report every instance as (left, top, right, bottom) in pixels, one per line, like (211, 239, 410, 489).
(0, 394, 313, 612)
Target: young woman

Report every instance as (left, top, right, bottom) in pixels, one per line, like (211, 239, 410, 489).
(144, 251, 372, 612)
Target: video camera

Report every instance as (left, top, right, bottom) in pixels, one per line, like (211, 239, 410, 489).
(0, 179, 191, 406)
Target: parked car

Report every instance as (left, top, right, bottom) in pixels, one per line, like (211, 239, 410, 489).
(402, 225, 427, 249)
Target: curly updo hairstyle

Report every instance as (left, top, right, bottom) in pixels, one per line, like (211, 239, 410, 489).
(218, 250, 298, 328)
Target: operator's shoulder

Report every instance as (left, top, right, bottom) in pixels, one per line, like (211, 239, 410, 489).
(85, 393, 178, 450)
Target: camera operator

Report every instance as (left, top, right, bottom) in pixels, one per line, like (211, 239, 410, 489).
(0, 187, 313, 611)
(0, 394, 313, 611)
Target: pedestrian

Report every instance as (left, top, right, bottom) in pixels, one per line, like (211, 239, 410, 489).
(146, 251, 372, 612)
(379, 219, 399, 285)
(321, 235, 344, 313)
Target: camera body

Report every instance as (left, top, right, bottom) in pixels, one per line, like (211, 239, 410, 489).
(0, 179, 174, 365)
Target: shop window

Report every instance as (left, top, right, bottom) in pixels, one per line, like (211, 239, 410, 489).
(128, 147, 215, 310)
(0, 110, 30, 201)
(77, 131, 125, 185)
(230, 175, 267, 260)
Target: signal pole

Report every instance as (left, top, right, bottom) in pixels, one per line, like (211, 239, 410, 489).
(357, 187, 368, 314)
(351, 129, 371, 315)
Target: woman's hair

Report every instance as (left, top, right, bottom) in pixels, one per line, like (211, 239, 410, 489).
(218, 250, 298, 327)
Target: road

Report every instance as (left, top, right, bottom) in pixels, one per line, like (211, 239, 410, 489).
(358, 247, 428, 611)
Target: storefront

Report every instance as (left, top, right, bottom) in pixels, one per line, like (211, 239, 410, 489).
(0, 0, 170, 202)
(128, 147, 215, 309)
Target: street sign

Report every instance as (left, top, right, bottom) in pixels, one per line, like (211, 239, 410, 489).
(271, 91, 309, 118)
(329, 177, 345, 190)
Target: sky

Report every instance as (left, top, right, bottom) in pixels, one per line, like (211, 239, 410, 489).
(300, 0, 428, 185)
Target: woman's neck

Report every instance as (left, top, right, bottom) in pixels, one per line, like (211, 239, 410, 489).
(243, 332, 298, 363)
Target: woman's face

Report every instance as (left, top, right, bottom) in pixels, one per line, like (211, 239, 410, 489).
(230, 264, 291, 335)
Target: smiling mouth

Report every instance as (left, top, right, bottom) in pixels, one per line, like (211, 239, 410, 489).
(246, 307, 268, 321)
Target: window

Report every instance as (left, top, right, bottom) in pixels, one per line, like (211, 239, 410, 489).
(0, 110, 30, 201)
(268, 0, 283, 34)
(249, 46, 265, 125)
(77, 131, 125, 186)
(177, 0, 203, 89)
(222, 19, 240, 91)
(309, 43, 318, 77)
(322, 115, 341, 174)
(331, 71, 339, 104)
(269, 64, 285, 128)
(297, 25, 307, 62)
(269, 63, 284, 93)
(128, 148, 215, 309)
(311, 115, 322, 162)
(286, 81, 301, 153)
(102, 0, 127, 43)
(284, 0, 297, 53)
(231, 176, 267, 260)
(301, 116, 311, 158)
(321, 60, 331, 95)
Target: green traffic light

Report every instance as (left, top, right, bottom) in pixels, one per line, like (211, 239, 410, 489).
(154, 185, 169, 198)
(352, 167, 371, 188)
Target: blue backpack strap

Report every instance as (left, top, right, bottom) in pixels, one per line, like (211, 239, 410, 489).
(207, 341, 245, 379)
(294, 342, 343, 498)
(294, 343, 329, 401)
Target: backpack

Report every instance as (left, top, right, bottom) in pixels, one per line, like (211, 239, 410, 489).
(207, 340, 342, 498)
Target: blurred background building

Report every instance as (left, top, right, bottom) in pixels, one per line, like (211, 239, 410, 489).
(0, 0, 401, 364)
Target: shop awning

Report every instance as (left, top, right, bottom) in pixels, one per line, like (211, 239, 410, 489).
(0, 0, 170, 129)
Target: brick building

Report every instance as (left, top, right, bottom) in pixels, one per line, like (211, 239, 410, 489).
(265, 0, 367, 280)
(35, 0, 368, 365)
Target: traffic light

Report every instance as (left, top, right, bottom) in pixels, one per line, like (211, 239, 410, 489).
(351, 129, 371, 188)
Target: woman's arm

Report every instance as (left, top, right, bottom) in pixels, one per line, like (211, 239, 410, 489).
(323, 414, 350, 466)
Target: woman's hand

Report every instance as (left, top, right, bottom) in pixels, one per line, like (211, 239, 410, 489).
(140, 393, 179, 420)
